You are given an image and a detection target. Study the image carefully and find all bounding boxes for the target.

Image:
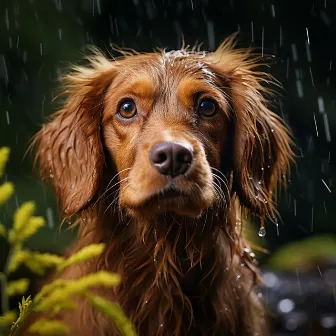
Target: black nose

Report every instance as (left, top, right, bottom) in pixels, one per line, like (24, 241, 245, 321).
(149, 141, 193, 177)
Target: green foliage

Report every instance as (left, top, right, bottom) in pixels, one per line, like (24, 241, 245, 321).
(9, 202, 45, 244)
(0, 312, 17, 330)
(0, 147, 136, 336)
(6, 279, 30, 297)
(0, 183, 14, 207)
(267, 235, 336, 271)
(10, 296, 33, 334)
(7, 250, 64, 275)
(0, 148, 10, 178)
(86, 294, 136, 336)
(56, 243, 105, 272)
(28, 319, 70, 336)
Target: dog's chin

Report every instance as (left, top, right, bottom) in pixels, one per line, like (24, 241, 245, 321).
(128, 200, 204, 219)
(123, 191, 214, 219)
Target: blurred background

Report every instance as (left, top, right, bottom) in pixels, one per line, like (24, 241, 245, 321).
(0, 0, 335, 335)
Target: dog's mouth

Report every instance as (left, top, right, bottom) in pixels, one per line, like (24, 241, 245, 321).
(142, 183, 190, 205)
(121, 169, 217, 218)
(125, 181, 206, 217)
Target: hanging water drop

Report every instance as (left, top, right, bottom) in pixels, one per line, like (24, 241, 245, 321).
(258, 226, 266, 237)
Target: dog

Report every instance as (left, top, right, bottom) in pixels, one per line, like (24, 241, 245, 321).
(33, 37, 293, 335)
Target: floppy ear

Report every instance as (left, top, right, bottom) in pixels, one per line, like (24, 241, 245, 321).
(207, 39, 294, 218)
(33, 52, 116, 218)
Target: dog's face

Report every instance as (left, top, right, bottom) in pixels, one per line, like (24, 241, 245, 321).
(34, 40, 293, 222)
(102, 52, 230, 218)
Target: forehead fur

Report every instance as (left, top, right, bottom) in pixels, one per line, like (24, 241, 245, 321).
(62, 38, 247, 97)
(111, 51, 219, 96)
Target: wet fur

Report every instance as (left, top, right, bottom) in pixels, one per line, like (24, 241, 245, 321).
(32, 37, 294, 336)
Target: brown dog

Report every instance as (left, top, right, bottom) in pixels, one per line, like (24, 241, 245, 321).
(33, 38, 293, 336)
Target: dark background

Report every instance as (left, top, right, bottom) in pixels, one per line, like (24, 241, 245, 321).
(0, 0, 336, 335)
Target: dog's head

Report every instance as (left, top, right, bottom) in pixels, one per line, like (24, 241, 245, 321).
(34, 39, 293, 222)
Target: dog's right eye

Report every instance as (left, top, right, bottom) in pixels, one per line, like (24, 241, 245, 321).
(118, 100, 137, 119)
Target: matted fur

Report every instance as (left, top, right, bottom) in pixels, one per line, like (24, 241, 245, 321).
(31, 37, 294, 336)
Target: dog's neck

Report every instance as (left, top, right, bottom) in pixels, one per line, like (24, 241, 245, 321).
(82, 204, 235, 274)
(72, 202, 262, 336)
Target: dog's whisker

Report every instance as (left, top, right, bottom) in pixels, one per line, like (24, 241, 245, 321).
(212, 180, 227, 208)
(101, 177, 129, 203)
(212, 175, 228, 199)
(104, 194, 120, 215)
(212, 173, 230, 200)
(211, 167, 228, 182)
(94, 169, 131, 205)
(104, 182, 131, 215)
(212, 176, 227, 201)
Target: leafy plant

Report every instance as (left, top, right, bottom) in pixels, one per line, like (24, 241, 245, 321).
(0, 147, 136, 336)
(267, 235, 336, 271)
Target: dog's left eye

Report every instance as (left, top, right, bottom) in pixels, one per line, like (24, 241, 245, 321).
(118, 100, 137, 119)
(198, 99, 218, 118)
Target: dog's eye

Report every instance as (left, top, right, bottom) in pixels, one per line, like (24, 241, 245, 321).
(198, 99, 217, 118)
(118, 100, 137, 119)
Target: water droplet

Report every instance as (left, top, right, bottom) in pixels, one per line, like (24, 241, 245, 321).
(258, 227, 266, 237)
(236, 274, 241, 280)
(46, 207, 54, 229)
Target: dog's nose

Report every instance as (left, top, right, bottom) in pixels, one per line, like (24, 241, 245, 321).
(149, 141, 193, 177)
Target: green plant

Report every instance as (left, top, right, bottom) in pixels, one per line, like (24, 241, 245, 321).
(267, 235, 336, 271)
(0, 147, 136, 336)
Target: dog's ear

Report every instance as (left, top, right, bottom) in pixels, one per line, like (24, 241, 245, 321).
(206, 38, 294, 218)
(229, 81, 293, 218)
(33, 52, 116, 218)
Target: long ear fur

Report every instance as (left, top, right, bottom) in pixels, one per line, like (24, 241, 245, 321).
(33, 50, 116, 217)
(206, 37, 294, 219)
